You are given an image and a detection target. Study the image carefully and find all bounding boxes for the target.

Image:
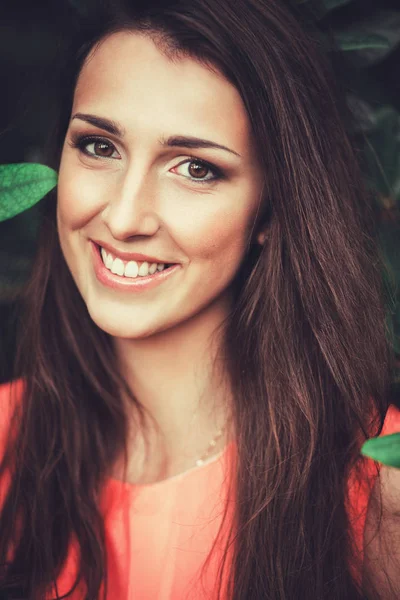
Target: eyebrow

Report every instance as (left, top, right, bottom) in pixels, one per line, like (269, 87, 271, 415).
(71, 113, 242, 158)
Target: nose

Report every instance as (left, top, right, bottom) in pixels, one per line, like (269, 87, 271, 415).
(101, 166, 160, 241)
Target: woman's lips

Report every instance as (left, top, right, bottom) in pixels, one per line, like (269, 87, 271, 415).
(91, 241, 181, 292)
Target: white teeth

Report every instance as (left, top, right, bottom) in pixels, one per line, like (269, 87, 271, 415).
(124, 260, 139, 278)
(100, 247, 167, 278)
(149, 263, 158, 275)
(105, 254, 113, 270)
(138, 261, 149, 277)
(111, 257, 125, 276)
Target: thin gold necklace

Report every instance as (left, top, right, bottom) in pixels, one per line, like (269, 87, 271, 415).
(195, 422, 228, 467)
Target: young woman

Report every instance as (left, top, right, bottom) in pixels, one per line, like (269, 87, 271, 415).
(0, 0, 396, 598)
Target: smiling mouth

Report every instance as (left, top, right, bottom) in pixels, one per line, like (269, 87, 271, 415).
(96, 243, 176, 279)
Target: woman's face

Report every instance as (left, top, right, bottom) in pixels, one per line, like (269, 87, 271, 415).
(57, 31, 265, 339)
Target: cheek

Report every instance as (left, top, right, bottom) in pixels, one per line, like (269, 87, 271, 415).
(177, 201, 253, 270)
(57, 156, 107, 230)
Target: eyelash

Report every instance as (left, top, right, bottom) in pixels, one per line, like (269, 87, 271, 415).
(68, 133, 225, 185)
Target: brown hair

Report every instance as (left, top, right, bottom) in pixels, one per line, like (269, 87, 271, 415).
(0, 0, 395, 598)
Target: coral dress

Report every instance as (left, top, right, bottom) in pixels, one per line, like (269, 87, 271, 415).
(1, 378, 400, 599)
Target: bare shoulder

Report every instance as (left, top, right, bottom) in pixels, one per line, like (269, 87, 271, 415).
(363, 465, 400, 598)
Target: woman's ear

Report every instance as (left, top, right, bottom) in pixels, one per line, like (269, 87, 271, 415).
(256, 229, 268, 246)
(254, 202, 272, 247)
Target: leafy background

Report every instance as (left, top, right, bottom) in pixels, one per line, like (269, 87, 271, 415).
(0, 0, 399, 401)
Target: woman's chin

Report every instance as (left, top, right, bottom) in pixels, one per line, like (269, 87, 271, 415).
(86, 308, 157, 340)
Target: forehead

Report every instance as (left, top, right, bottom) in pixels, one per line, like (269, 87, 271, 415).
(73, 31, 252, 156)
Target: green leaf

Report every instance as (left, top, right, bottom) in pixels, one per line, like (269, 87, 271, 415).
(361, 433, 400, 468)
(335, 32, 390, 52)
(0, 163, 57, 223)
(335, 10, 400, 66)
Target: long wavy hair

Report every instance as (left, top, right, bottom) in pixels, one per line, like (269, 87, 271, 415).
(0, 0, 396, 598)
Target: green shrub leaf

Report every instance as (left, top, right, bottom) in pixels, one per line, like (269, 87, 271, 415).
(361, 433, 400, 468)
(0, 163, 58, 223)
(335, 32, 390, 51)
(335, 10, 400, 65)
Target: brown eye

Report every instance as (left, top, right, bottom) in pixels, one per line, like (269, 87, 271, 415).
(70, 135, 120, 160)
(188, 161, 210, 179)
(91, 141, 115, 158)
(173, 158, 223, 184)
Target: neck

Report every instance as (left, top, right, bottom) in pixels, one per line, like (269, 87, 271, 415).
(112, 295, 234, 473)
